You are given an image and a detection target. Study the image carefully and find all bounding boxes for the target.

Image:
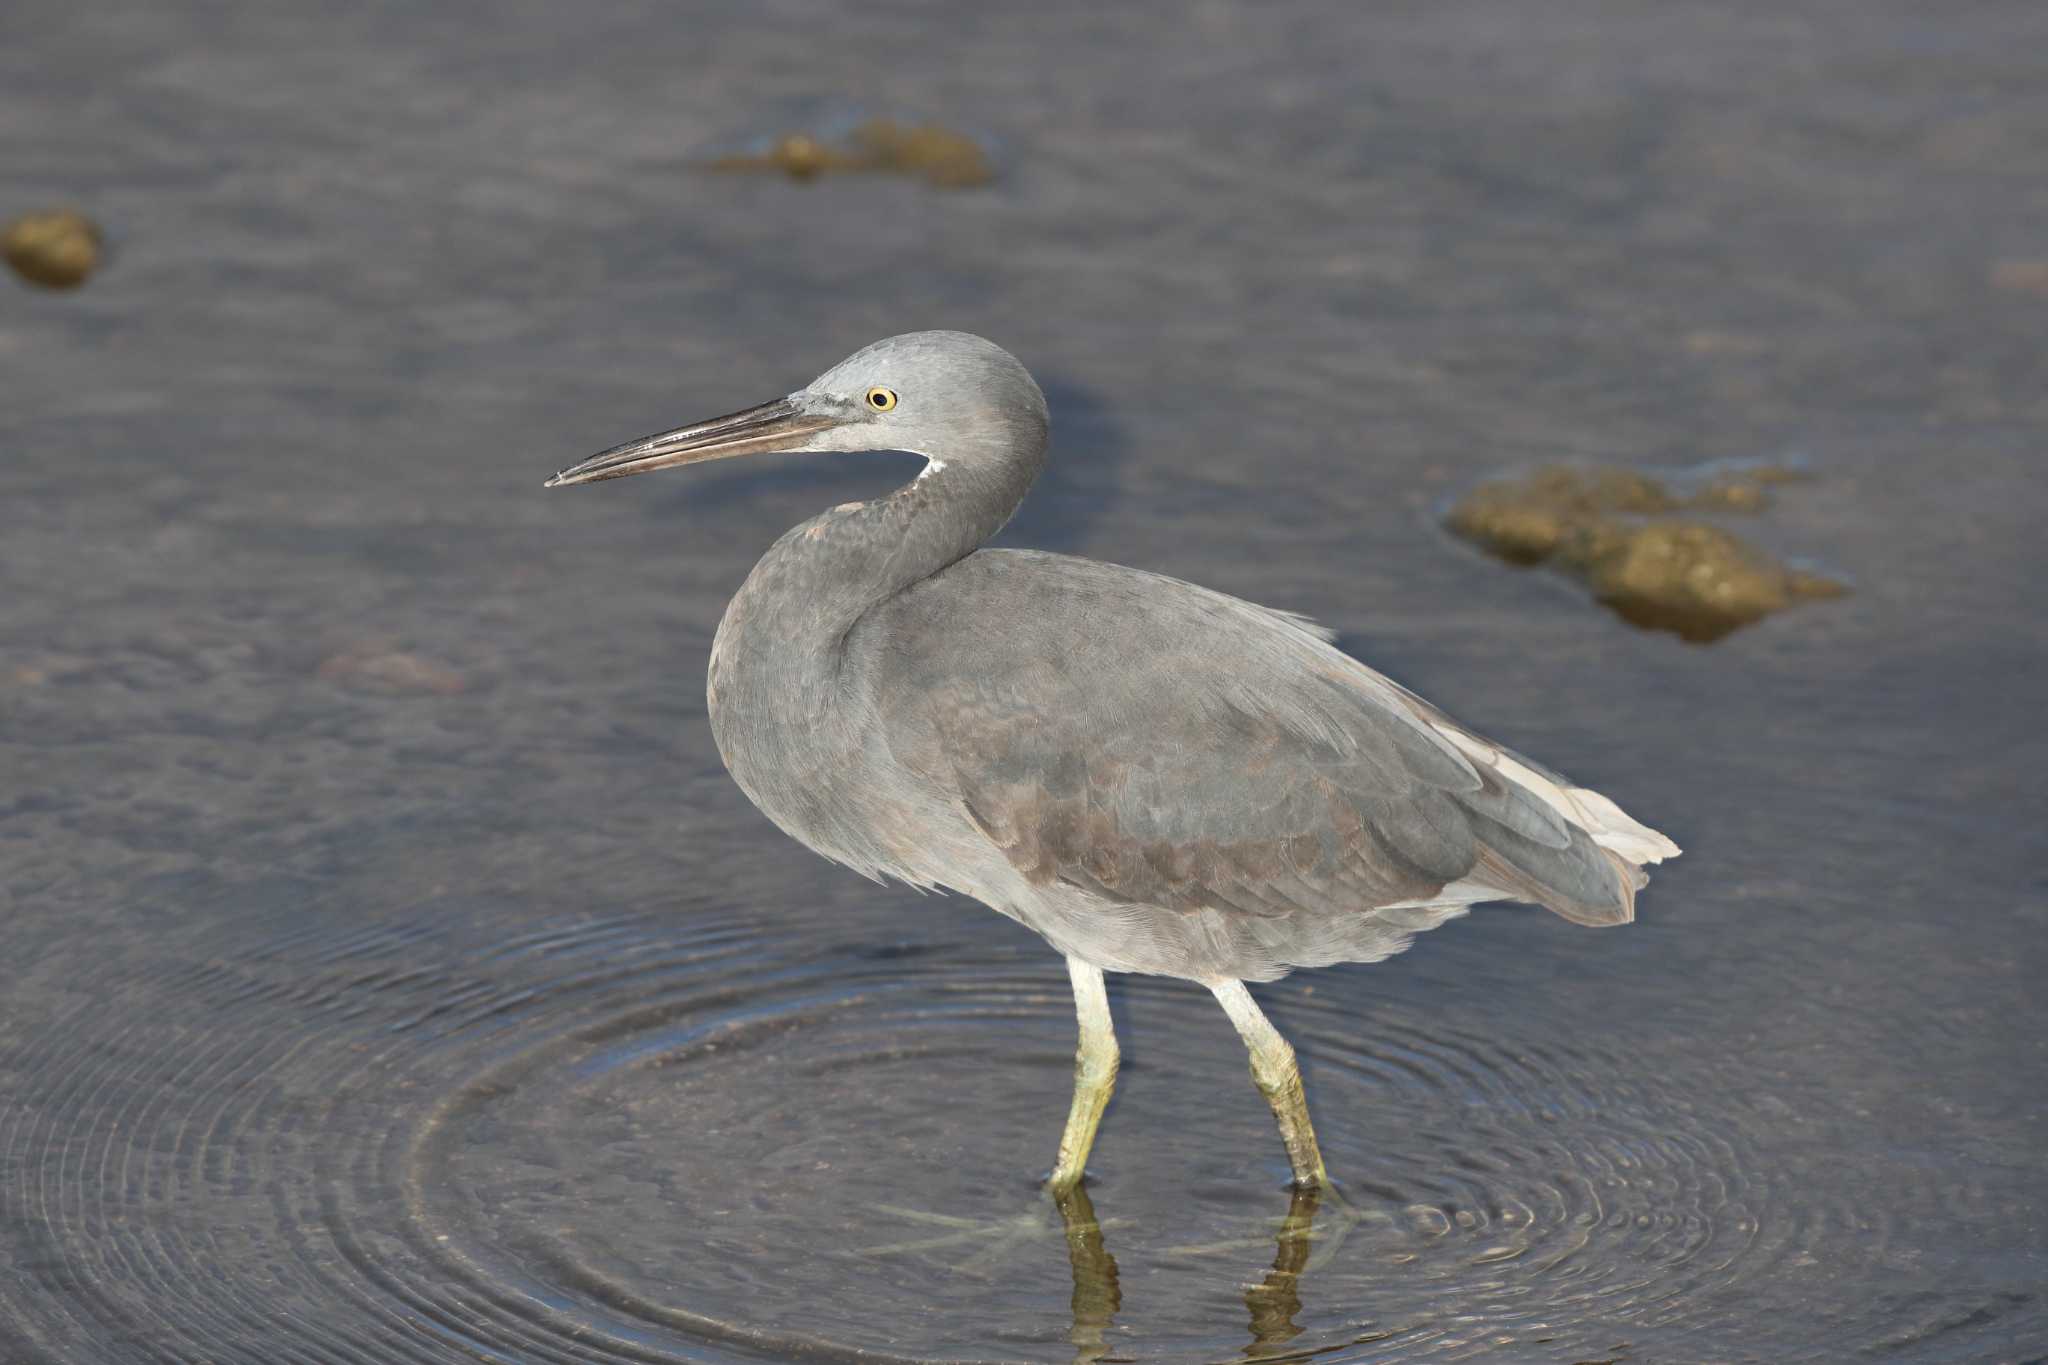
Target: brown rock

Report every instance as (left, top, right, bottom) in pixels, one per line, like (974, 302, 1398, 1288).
(767, 134, 833, 181)
(1444, 463, 1845, 642)
(3, 209, 102, 290)
(707, 120, 994, 189)
(1580, 522, 1785, 641)
(849, 118, 994, 188)
(1444, 465, 1676, 564)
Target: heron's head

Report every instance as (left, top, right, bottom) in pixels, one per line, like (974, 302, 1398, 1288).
(546, 330, 1047, 488)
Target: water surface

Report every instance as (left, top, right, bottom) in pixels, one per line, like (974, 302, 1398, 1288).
(3, 2, 2044, 1360)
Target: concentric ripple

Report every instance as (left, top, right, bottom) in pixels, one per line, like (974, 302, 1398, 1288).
(0, 901, 2035, 1363)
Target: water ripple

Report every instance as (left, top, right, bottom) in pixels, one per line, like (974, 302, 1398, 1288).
(1, 907, 2037, 1362)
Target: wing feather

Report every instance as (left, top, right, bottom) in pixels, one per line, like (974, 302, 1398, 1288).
(870, 550, 1677, 955)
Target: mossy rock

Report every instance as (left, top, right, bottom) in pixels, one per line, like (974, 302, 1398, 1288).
(1445, 463, 1845, 642)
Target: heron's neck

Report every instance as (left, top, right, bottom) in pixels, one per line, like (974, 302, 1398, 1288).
(726, 435, 1045, 660)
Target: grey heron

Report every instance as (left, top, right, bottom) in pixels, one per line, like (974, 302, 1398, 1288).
(546, 331, 1679, 1191)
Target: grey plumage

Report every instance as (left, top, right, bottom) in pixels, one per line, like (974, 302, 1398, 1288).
(549, 329, 1679, 1187)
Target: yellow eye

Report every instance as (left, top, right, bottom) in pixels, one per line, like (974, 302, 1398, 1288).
(865, 386, 898, 412)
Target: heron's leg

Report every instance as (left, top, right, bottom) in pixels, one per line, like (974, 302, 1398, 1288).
(1048, 957, 1119, 1191)
(1210, 979, 1328, 1189)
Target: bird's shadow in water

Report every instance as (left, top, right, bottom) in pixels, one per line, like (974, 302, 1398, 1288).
(646, 375, 1129, 555)
(998, 377, 1129, 554)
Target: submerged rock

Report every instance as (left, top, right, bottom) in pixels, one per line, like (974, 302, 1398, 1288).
(1444, 466, 1674, 563)
(1567, 519, 1846, 642)
(1445, 463, 1845, 643)
(1990, 260, 2048, 296)
(317, 645, 466, 695)
(748, 133, 834, 181)
(2, 209, 102, 289)
(708, 119, 994, 188)
(847, 119, 993, 188)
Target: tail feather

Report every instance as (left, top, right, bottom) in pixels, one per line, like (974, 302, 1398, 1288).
(1469, 829, 1635, 927)
(1419, 711, 1679, 927)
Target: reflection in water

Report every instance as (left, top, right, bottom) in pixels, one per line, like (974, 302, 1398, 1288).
(1050, 1184, 1122, 1363)
(1046, 1183, 1327, 1363)
(1241, 1186, 1319, 1359)
(9, 895, 1935, 1361)
(2, 887, 2030, 1361)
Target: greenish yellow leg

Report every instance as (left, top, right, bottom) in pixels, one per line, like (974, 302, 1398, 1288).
(1210, 979, 1329, 1189)
(1049, 957, 1118, 1191)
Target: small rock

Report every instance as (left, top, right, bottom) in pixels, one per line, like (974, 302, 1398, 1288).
(2, 209, 102, 290)
(1989, 260, 2048, 296)
(318, 646, 465, 695)
(708, 119, 994, 189)
(766, 134, 833, 181)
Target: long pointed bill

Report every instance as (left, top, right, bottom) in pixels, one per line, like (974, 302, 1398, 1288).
(544, 397, 845, 488)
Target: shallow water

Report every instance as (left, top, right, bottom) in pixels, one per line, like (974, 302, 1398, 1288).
(3, 2, 2045, 1361)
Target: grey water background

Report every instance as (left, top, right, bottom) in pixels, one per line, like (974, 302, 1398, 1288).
(4, 2, 2045, 1361)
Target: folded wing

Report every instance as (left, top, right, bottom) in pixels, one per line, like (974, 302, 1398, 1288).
(873, 551, 1678, 956)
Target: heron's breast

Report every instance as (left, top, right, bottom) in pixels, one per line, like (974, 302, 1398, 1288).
(704, 587, 883, 862)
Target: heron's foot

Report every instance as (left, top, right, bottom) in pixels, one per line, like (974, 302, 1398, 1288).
(861, 1193, 1130, 1276)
